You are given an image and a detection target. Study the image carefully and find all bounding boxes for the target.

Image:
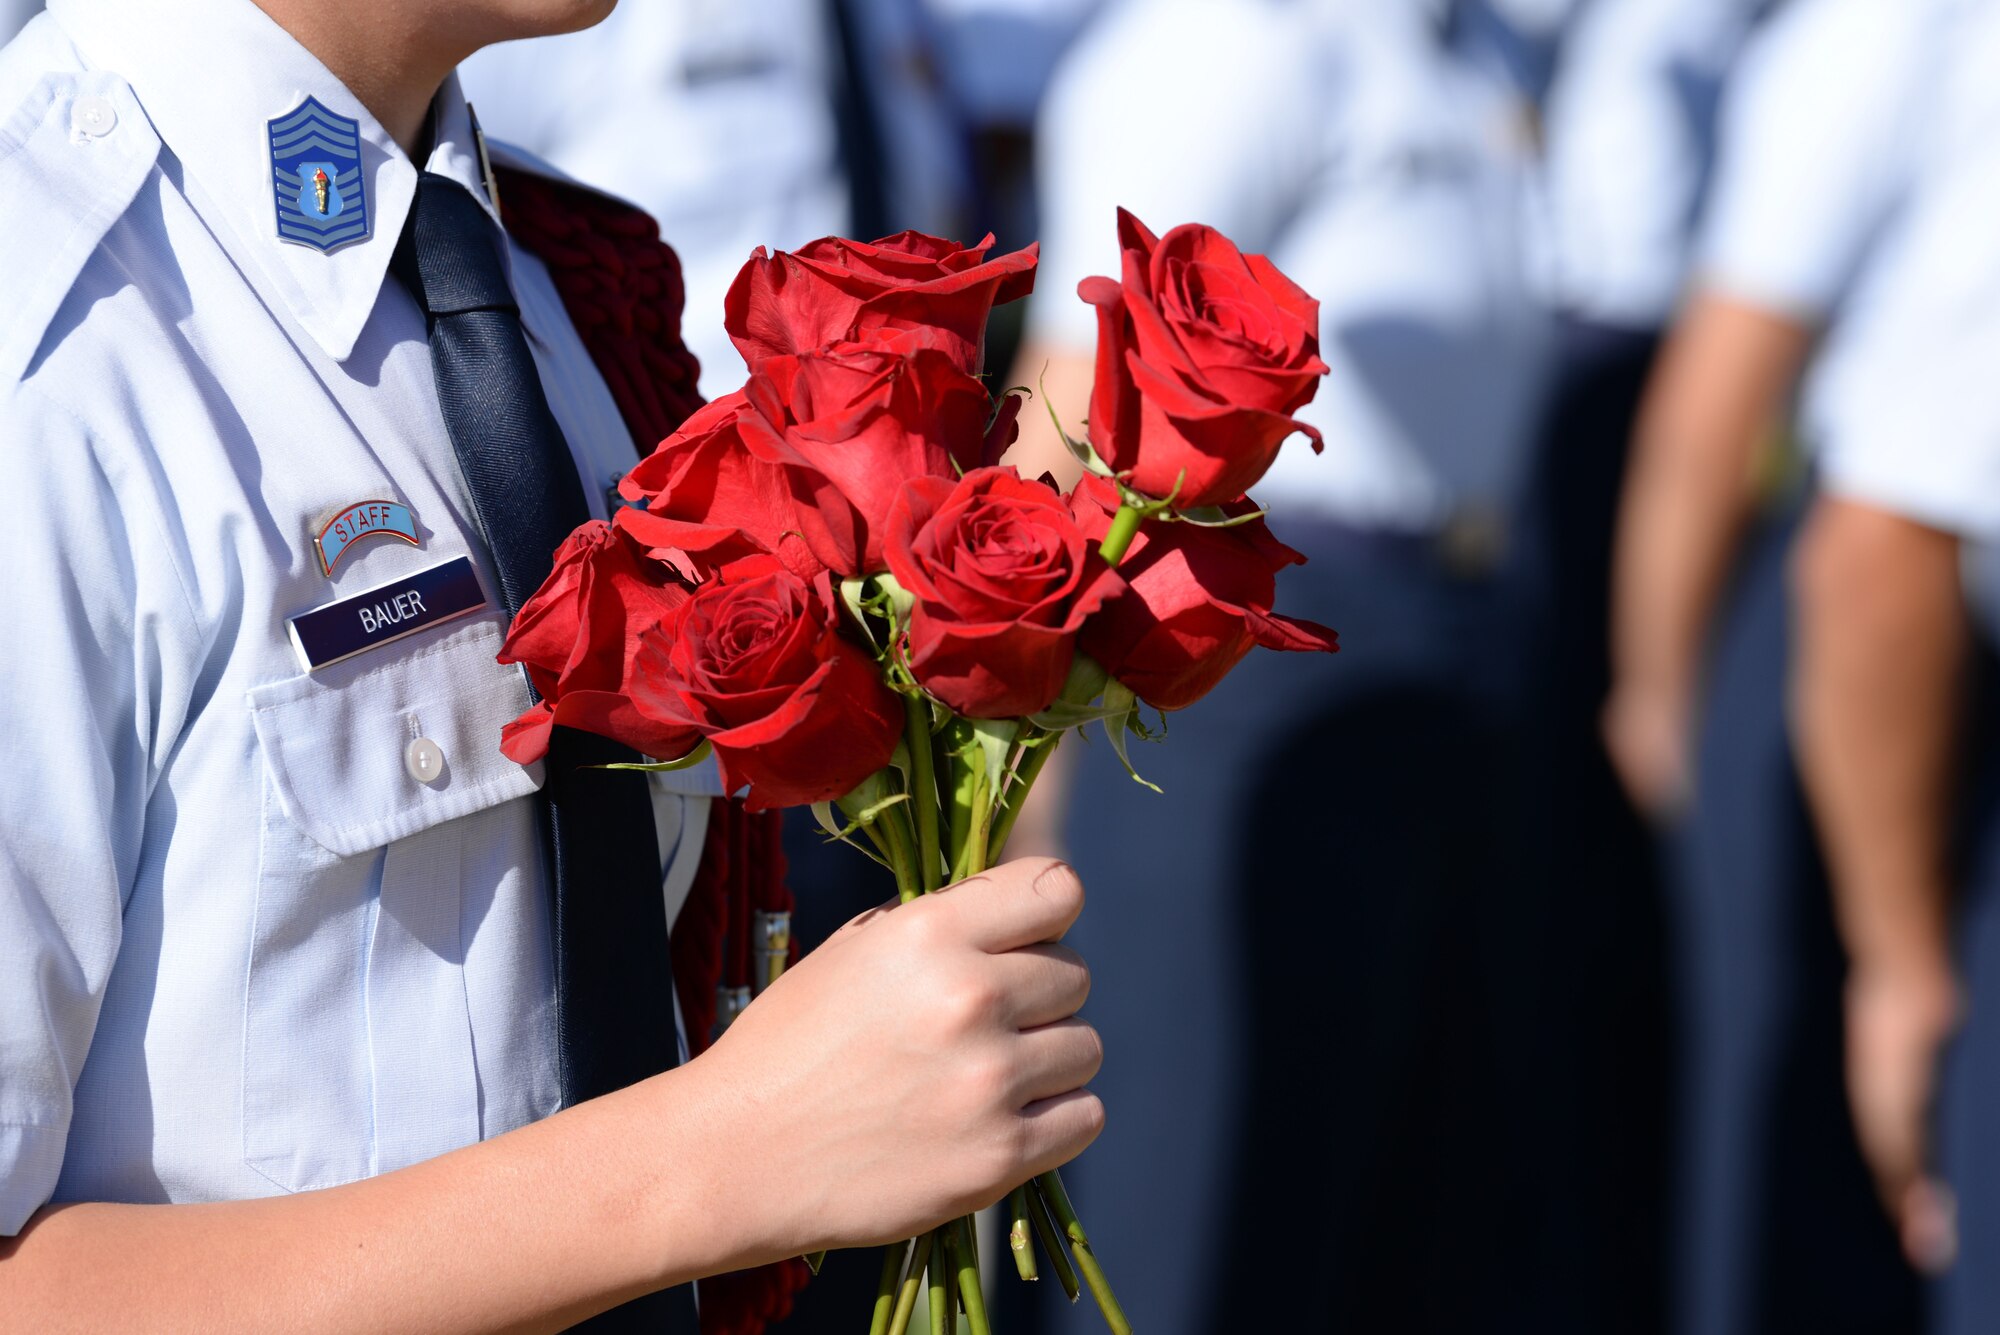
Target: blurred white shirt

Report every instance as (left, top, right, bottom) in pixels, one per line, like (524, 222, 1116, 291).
(1801, 0, 2000, 542)
(458, 2, 850, 398)
(1535, 0, 1761, 326)
(1031, 0, 1551, 532)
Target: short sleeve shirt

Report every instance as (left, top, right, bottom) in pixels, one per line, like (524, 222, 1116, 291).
(0, 0, 711, 1234)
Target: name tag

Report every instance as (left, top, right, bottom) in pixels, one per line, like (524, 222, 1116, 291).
(288, 556, 489, 671)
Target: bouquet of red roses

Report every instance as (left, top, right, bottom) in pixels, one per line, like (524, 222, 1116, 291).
(498, 209, 1337, 1334)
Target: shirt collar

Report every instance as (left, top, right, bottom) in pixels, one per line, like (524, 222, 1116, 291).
(48, 0, 501, 364)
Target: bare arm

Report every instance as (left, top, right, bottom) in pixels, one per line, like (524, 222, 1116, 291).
(1790, 496, 1964, 1263)
(0, 859, 1104, 1334)
(1604, 290, 1815, 818)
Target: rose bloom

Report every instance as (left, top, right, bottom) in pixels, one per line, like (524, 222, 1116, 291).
(632, 559, 903, 810)
(886, 467, 1123, 718)
(613, 391, 823, 582)
(738, 330, 1016, 577)
(726, 230, 1037, 376)
(497, 521, 702, 765)
(1068, 475, 1338, 711)
(1082, 209, 1328, 508)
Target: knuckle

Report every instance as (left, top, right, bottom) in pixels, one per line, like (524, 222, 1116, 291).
(1030, 859, 1085, 918)
(935, 974, 999, 1036)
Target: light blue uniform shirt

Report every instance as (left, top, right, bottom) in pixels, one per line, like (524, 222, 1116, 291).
(0, 0, 714, 1235)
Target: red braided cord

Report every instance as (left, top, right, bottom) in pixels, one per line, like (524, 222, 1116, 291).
(497, 166, 806, 1333)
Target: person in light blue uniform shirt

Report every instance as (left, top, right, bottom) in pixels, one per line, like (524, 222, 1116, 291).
(0, 1, 1110, 1329)
(1607, 2, 1973, 1330)
(1007, 1, 1578, 1328)
(1775, 7, 2000, 1330)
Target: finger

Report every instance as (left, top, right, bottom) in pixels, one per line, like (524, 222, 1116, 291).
(928, 856, 1085, 953)
(1014, 1087, 1107, 1176)
(988, 943, 1091, 1030)
(1008, 1017, 1105, 1105)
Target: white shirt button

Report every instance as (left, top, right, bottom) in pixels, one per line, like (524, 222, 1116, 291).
(71, 96, 118, 138)
(404, 736, 445, 785)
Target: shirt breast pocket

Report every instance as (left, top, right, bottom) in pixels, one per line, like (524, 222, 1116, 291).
(241, 615, 542, 1194)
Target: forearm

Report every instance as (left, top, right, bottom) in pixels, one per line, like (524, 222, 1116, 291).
(1611, 293, 1807, 702)
(0, 1066, 751, 1335)
(1001, 342, 1094, 491)
(1791, 495, 1966, 983)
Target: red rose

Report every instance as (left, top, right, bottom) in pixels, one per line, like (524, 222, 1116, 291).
(886, 467, 1124, 718)
(633, 560, 902, 811)
(1069, 475, 1338, 710)
(497, 521, 702, 765)
(726, 231, 1038, 376)
(1081, 209, 1328, 508)
(614, 390, 825, 582)
(738, 331, 1012, 577)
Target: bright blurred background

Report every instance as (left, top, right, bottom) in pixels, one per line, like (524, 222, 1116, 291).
(15, 0, 2000, 1330)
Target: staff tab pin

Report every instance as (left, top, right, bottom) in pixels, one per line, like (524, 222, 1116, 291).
(268, 94, 370, 253)
(314, 499, 420, 577)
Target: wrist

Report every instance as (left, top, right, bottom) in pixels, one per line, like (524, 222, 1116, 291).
(622, 1047, 821, 1282)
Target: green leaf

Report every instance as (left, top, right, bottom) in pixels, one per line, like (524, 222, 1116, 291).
(1038, 368, 1116, 479)
(594, 739, 714, 773)
(812, 800, 893, 869)
(1099, 682, 1163, 793)
(1173, 504, 1270, 529)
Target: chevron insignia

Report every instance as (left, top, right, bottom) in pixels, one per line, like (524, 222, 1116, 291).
(267, 95, 370, 254)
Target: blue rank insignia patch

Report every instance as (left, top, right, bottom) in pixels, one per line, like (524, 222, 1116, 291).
(268, 95, 369, 253)
(315, 499, 420, 576)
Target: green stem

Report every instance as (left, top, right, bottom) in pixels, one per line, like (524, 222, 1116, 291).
(986, 728, 1060, 866)
(1097, 503, 1144, 566)
(953, 1215, 990, 1335)
(904, 696, 943, 893)
(1028, 1184, 1080, 1303)
(1035, 1171, 1130, 1335)
(802, 1249, 827, 1276)
(875, 801, 924, 903)
(929, 1228, 951, 1335)
(888, 1231, 933, 1335)
(1006, 1186, 1038, 1282)
(941, 720, 994, 882)
(871, 1239, 911, 1335)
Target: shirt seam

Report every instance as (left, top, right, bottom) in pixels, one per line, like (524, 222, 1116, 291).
(14, 380, 211, 655)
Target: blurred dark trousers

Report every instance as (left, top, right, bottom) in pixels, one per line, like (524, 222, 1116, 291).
(1032, 515, 1599, 1335)
(1668, 499, 1919, 1335)
(1515, 318, 1676, 1333)
(1934, 647, 2000, 1335)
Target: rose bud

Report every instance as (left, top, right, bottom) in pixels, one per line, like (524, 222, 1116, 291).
(726, 230, 1038, 376)
(615, 390, 826, 583)
(1081, 209, 1329, 508)
(739, 330, 1013, 577)
(1069, 475, 1339, 711)
(497, 521, 703, 765)
(886, 467, 1124, 719)
(632, 559, 903, 810)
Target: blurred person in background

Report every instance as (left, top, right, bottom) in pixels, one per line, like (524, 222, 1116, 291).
(1607, 1, 1972, 1331)
(461, 0, 1096, 400)
(1771, 4, 2000, 1329)
(1004, 1, 1579, 1329)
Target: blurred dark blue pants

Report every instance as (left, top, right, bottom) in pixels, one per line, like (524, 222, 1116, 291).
(1669, 502, 1919, 1335)
(1934, 652, 2000, 1335)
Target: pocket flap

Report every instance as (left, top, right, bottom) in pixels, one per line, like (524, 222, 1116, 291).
(247, 615, 540, 857)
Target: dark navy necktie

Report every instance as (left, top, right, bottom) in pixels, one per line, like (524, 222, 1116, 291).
(392, 171, 699, 1335)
